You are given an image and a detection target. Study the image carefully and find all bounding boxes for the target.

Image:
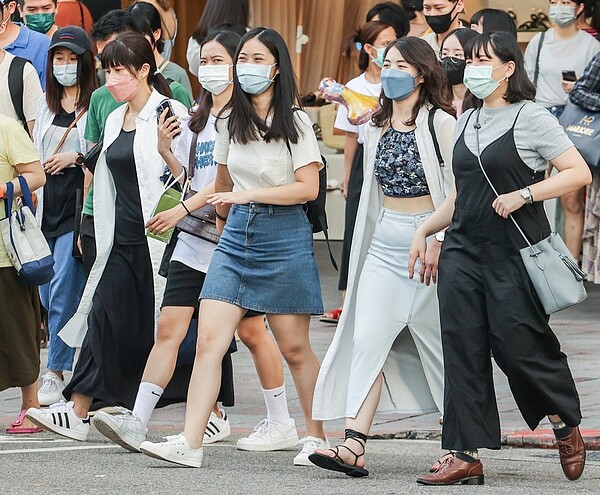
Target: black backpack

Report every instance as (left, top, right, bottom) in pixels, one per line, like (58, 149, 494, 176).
(8, 56, 30, 136)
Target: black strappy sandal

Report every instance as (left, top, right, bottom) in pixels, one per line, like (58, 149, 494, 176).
(308, 428, 369, 477)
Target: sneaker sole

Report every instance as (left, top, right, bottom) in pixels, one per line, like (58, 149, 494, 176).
(140, 445, 202, 468)
(236, 436, 299, 452)
(25, 411, 88, 442)
(38, 392, 66, 407)
(203, 428, 231, 445)
(92, 416, 143, 453)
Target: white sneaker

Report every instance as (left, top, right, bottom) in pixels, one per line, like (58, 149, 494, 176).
(26, 401, 90, 441)
(92, 407, 147, 452)
(236, 418, 298, 452)
(140, 433, 203, 468)
(203, 409, 230, 444)
(294, 436, 330, 466)
(38, 372, 66, 406)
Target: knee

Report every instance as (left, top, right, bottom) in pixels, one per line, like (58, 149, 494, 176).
(236, 316, 267, 350)
(561, 193, 583, 214)
(195, 326, 229, 360)
(279, 341, 310, 368)
(156, 313, 188, 347)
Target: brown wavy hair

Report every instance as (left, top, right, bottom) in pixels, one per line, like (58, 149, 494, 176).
(372, 36, 455, 127)
(343, 20, 395, 72)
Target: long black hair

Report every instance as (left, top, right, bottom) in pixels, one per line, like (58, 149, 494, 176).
(366, 1, 410, 38)
(101, 31, 172, 98)
(470, 8, 517, 39)
(372, 37, 455, 127)
(224, 27, 302, 145)
(440, 27, 478, 112)
(464, 32, 535, 107)
(192, 0, 249, 44)
(127, 2, 164, 53)
(189, 29, 241, 134)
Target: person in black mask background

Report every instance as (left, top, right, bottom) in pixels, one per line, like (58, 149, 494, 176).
(422, 0, 464, 53)
(439, 27, 477, 116)
(402, 0, 431, 37)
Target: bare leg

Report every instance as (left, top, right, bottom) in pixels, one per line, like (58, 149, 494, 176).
(20, 382, 41, 429)
(183, 300, 244, 449)
(140, 306, 194, 388)
(561, 189, 584, 259)
(71, 392, 93, 419)
(314, 373, 383, 468)
(266, 314, 325, 440)
(237, 315, 284, 390)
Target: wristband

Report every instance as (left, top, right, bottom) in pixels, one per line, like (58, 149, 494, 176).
(181, 201, 191, 215)
(0, 184, 5, 200)
(215, 210, 228, 222)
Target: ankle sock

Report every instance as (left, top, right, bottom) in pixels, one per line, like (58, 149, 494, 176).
(132, 382, 164, 428)
(456, 450, 479, 463)
(549, 418, 573, 439)
(262, 384, 293, 425)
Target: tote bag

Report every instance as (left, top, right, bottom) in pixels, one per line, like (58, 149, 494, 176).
(559, 101, 600, 169)
(0, 176, 54, 285)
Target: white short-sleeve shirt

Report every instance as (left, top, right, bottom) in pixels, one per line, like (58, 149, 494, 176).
(214, 109, 323, 192)
(0, 51, 42, 125)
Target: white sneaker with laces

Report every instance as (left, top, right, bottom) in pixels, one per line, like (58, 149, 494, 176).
(294, 436, 330, 466)
(26, 401, 90, 441)
(92, 406, 148, 452)
(140, 433, 203, 468)
(236, 418, 299, 452)
(203, 409, 230, 444)
(38, 372, 66, 406)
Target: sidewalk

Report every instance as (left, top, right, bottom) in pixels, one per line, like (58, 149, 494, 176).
(1, 241, 599, 449)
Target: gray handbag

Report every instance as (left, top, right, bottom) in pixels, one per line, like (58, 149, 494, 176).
(474, 110, 587, 314)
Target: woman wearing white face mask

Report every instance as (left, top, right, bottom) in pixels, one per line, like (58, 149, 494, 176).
(412, 32, 591, 485)
(33, 26, 96, 407)
(524, 0, 599, 267)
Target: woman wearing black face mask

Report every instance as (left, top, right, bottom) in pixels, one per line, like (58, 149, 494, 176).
(422, 0, 465, 53)
(439, 27, 478, 115)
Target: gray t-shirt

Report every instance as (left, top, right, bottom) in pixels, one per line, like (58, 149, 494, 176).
(456, 101, 573, 172)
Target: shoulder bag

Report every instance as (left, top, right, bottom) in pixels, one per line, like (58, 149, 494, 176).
(1, 176, 55, 285)
(176, 132, 220, 244)
(474, 109, 587, 314)
(559, 101, 600, 169)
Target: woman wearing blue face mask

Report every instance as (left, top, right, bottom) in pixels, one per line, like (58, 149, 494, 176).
(311, 36, 455, 478)
(411, 32, 591, 485)
(33, 26, 96, 407)
(321, 20, 396, 325)
(139, 27, 328, 469)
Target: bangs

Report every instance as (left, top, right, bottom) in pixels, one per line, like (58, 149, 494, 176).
(100, 38, 139, 72)
(465, 35, 496, 61)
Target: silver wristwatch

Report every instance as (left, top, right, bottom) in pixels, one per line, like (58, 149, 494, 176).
(434, 231, 445, 242)
(519, 187, 533, 205)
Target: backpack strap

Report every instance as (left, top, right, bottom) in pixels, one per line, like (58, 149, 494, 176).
(428, 107, 444, 168)
(533, 30, 546, 89)
(8, 56, 29, 135)
(188, 131, 199, 180)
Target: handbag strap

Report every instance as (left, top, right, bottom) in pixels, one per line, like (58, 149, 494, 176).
(4, 176, 34, 219)
(473, 108, 535, 250)
(187, 131, 199, 180)
(428, 107, 444, 167)
(52, 111, 85, 156)
(533, 30, 545, 89)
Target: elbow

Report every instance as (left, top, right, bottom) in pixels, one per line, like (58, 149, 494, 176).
(304, 184, 319, 203)
(581, 167, 593, 187)
(31, 165, 46, 190)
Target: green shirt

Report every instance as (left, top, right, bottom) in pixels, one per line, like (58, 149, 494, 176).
(82, 82, 193, 216)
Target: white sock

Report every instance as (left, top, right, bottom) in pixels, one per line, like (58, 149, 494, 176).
(262, 385, 293, 425)
(132, 382, 164, 428)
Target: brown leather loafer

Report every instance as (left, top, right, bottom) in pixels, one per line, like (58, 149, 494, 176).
(556, 426, 586, 481)
(417, 453, 484, 485)
(430, 451, 454, 472)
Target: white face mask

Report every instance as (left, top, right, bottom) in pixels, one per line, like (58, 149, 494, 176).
(549, 4, 577, 27)
(197, 64, 232, 95)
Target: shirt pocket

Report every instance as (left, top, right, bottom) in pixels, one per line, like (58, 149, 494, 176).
(258, 154, 293, 187)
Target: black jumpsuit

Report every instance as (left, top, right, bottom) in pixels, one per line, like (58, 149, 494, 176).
(438, 104, 582, 451)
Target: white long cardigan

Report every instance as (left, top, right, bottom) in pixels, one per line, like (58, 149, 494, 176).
(59, 89, 187, 347)
(312, 105, 456, 421)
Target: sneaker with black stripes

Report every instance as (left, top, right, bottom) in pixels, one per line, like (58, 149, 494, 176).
(26, 401, 90, 441)
(203, 409, 230, 444)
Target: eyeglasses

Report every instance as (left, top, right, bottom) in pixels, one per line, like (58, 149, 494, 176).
(95, 54, 102, 64)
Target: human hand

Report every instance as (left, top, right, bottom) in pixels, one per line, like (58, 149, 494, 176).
(43, 152, 78, 175)
(207, 190, 253, 206)
(146, 203, 187, 234)
(423, 238, 443, 286)
(561, 80, 575, 94)
(157, 109, 181, 155)
(408, 229, 428, 283)
(492, 190, 526, 218)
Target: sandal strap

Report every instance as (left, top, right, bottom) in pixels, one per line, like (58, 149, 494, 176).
(337, 444, 363, 464)
(345, 428, 368, 443)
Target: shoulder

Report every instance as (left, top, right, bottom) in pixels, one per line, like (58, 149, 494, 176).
(0, 113, 23, 131)
(292, 109, 313, 127)
(345, 74, 365, 91)
(25, 26, 50, 49)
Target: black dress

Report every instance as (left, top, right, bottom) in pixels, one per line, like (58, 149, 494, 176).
(438, 106, 582, 451)
(64, 130, 155, 409)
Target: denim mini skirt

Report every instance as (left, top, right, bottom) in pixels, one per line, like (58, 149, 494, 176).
(200, 203, 324, 314)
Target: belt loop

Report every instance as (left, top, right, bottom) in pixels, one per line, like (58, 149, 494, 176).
(269, 204, 274, 217)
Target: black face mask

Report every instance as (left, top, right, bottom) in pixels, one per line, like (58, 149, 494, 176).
(425, 2, 459, 34)
(440, 56, 466, 85)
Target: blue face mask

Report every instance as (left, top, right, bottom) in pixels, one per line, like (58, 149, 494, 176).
(53, 63, 78, 87)
(381, 68, 419, 101)
(463, 63, 507, 100)
(236, 63, 276, 95)
(371, 46, 386, 68)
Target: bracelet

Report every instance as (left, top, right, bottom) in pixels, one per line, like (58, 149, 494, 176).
(180, 201, 191, 215)
(215, 210, 228, 222)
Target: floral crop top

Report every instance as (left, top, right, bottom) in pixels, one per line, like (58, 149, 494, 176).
(373, 127, 430, 198)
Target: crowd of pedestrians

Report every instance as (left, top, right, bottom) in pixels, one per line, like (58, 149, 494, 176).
(1, 0, 599, 486)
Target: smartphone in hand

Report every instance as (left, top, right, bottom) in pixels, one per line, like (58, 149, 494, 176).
(561, 70, 577, 82)
(156, 100, 181, 137)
